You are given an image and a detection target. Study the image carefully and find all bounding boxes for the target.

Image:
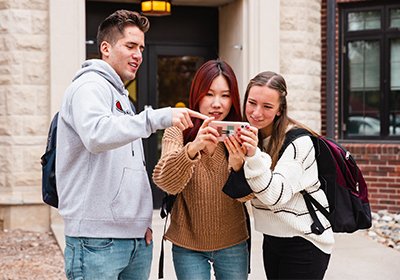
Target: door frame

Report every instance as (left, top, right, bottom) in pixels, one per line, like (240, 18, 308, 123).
(137, 44, 216, 208)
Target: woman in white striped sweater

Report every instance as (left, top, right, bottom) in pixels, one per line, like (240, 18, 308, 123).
(223, 71, 334, 279)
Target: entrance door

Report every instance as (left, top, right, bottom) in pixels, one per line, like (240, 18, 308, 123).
(138, 45, 216, 208)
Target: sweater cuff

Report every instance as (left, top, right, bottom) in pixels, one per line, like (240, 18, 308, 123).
(244, 148, 271, 178)
(222, 168, 253, 199)
(184, 142, 201, 162)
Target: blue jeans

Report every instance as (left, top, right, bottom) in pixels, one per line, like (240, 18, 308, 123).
(64, 236, 153, 280)
(172, 241, 248, 280)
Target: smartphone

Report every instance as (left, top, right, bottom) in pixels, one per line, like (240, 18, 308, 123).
(208, 121, 249, 141)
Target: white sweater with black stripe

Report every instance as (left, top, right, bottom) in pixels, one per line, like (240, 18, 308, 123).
(244, 135, 334, 254)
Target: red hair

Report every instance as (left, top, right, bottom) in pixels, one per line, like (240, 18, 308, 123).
(183, 59, 242, 143)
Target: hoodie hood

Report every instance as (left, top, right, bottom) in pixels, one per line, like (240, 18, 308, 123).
(73, 59, 127, 96)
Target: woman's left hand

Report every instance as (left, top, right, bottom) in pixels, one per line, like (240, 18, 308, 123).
(224, 135, 246, 171)
(238, 125, 258, 157)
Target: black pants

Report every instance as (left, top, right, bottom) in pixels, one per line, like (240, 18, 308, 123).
(263, 235, 330, 280)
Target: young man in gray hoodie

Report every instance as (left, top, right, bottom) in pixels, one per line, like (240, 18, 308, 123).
(56, 10, 207, 280)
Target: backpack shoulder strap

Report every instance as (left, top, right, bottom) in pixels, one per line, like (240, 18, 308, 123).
(158, 212, 169, 279)
(158, 193, 177, 279)
(279, 128, 312, 158)
(45, 112, 59, 153)
(280, 128, 330, 235)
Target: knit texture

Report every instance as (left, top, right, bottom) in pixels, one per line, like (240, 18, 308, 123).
(153, 127, 249, 251)
(244, 135, 335, 254)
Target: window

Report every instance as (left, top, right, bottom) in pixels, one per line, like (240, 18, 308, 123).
(340, 2, 400, 139)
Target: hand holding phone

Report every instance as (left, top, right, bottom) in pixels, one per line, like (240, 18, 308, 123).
(208, 121, 249, 141)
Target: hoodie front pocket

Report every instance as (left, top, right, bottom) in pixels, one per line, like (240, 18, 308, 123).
(110, 168, 151, 221)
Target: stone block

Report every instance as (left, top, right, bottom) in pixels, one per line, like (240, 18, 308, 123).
(31, 10, 48, 33)
(0, 63, 22, 85)
(9, 145, 24, 172)
(14, 34, 48, 51)
(0, 116, 13, 135)
(0, 204, 50, 232)
(3, 9, 32, 34)
(36, 87, 50, 113)
(0, 90, 5, 116)
(19, 145, 43, 172)
(0, 173, 5, 188)
(0, 35, 6, 50)
(6, 87, 37, 115)
(0, 10, 8, 33)
(23, 52, 48, 85)
(0, 51, 19, 62)
(14, 171, 41, 187)
(0, 144, 12, 173)
(8, 0, 48, 10)
(285, 74, 321, 92)
(23, 116, 50, 135)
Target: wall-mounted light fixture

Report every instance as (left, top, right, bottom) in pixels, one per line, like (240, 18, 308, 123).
(141, 1, 171, 16)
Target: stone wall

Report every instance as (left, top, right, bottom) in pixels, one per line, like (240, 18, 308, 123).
(0, 0, 50, 231)
(280, 0, 322, 132)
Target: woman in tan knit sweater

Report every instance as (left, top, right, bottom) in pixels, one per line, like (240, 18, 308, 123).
(152, 59, 249, 280)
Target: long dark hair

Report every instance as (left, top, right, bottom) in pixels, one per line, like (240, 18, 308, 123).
(183, 59, 242, 144)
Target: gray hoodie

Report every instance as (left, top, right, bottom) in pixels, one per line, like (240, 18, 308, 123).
(56, 59, 172, 238)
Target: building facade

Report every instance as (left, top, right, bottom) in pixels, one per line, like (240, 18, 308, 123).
(0, 0, 398, 232)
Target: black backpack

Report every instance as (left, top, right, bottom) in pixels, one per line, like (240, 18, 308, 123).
(40, 112, 59, 208)
(281, 128, 372, 234)
(160, 193, 176, 219)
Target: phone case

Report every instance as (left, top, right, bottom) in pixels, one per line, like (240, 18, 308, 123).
(208, 121, 249, 141)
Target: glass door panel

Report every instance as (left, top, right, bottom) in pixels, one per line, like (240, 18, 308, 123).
(346, 40, 381, 136)
(390, 38, 400, 135)
(157, 56, 204, 108)
(155, 55, 204, 159)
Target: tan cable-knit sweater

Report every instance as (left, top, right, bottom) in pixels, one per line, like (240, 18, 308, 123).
(152, 126, 248, 251)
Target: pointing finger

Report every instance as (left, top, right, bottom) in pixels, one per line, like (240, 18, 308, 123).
(187, 109, 208, 120)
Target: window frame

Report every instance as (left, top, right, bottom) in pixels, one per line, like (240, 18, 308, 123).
(339, 1, 400, 140)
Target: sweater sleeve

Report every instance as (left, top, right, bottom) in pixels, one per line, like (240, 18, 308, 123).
(152, 126, 201, 194)
(244, 135, 316, 206)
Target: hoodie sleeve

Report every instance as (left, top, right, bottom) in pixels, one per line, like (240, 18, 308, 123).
(68, 80, 172, 154)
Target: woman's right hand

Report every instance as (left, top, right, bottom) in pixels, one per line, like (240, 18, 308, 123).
(187, 117, 218, 158)
(238, 125, 258, 157)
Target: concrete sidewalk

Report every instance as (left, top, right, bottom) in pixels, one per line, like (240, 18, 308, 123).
(53, 210, 400, 279)
(149, 211, 400, 280)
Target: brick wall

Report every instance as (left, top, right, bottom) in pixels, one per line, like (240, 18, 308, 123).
(321, 0, 400, 213)
(346, 144, 400, 212)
